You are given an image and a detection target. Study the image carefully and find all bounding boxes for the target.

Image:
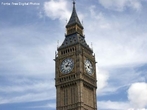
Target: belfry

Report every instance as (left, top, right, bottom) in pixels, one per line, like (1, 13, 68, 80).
(55, 1, 97, 110)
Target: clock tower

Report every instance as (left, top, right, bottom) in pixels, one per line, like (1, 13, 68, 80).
(55, 1, 97, 110)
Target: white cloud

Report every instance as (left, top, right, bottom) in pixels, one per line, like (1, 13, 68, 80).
(98, 100, 130, 109)
(0, 92, 53, 104)
(89, 30, 147, 68)
(97, 82, 147, 109)
(0, 26, 57, 77)
(84, 3, 147, 68)
(0, 80, 55, 105)
(98, 100, 147, 109)
(43, 0, 84, 24)
(44, 0, 70, 20)
(98, 0, 142, 11)
(88, 5, 111, 30)
(128, 82, 147, 108)
(97, 69, 109, 94)
(0, 26, 56, 105)
(99, 0, 127, 11)
(0, 81, 54, 93)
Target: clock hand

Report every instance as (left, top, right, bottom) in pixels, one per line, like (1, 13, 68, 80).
(87, 64, 90, 68)
(65, 62, 70, 67)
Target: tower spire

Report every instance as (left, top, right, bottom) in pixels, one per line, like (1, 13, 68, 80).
(66, 1, 83, 36)
(66, 1, 83, 29)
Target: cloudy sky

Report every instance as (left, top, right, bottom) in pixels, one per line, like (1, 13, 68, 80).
(0, 0, 147, 110)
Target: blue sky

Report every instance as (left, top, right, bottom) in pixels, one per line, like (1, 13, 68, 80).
(0, 0, 147, 109)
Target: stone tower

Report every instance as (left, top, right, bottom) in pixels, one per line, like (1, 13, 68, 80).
(55, 1, 97, 110)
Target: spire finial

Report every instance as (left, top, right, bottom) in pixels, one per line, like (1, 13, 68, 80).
(73, 0, 75, 5)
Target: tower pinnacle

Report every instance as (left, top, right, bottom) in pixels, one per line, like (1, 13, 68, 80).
(66, 1, 83, 29)
(66, 1, 83, 36)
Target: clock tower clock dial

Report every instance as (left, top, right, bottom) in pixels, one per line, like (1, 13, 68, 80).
(55, 1, 97, 110)
(85, 59, 93, 75)
(60, 58, 74, 74)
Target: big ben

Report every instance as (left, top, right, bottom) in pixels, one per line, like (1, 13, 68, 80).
(55, 1, 97, 110)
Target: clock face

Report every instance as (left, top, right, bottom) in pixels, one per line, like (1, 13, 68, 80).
(84, 59, 93, 75)
(60, 58, 74, 74)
